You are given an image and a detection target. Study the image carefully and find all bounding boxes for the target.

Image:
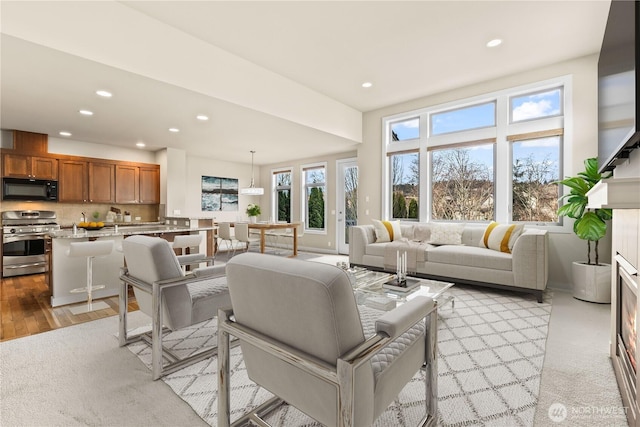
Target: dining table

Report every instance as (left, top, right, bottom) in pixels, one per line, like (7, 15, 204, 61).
(241, 222, 301, 256)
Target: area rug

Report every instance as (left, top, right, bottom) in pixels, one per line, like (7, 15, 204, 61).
(125, 285, 553, 426)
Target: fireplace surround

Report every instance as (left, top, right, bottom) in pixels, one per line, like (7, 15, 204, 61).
(588, 177, 640, 426)
(612, 253, 639, 425)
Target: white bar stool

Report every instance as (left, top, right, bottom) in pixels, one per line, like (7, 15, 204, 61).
(172, 234, 213, 271)
(67, 240, 114, 314)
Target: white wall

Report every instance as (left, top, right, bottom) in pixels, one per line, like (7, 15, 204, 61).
(359, 54, 608, 290)
(48, 137, 156, 163)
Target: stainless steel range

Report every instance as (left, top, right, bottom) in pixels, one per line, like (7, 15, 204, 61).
(2, 210, 60, 277)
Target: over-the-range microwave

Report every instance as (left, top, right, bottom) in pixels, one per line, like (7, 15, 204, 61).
(2, 177, 58, 201)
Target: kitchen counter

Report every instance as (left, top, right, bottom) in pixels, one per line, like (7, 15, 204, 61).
(49, 224, 216, 239)
(47, 225, 217, 307)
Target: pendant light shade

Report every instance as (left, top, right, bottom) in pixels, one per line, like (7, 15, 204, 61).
(239, 150, 264, 195)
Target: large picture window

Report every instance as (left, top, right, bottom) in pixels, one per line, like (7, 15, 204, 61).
(511, 134, 561, 223)
(272, 169, 291, 223)
(430, 142, 495, 221)
(302, 164, 326, 232)
(383, 77, 569, 227)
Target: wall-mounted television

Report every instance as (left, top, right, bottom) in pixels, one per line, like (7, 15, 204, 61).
(598, 0, 640, 173)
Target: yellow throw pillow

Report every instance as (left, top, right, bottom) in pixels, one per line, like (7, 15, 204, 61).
(481, 221, 524, 253)
(372, 219, 402, 242)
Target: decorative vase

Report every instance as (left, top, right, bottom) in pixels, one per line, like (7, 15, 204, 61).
(572, 261, 612, 303)
(249, 216, 257, 224)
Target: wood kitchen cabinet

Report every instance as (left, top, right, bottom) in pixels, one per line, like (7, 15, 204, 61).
(2, 153, 58, 180)
(115, 164, 159, 204)
(58, 159, 115, 203)
(58, 159, 87, 202)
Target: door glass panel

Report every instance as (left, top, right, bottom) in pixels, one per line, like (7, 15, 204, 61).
(344, 165, 358, 245)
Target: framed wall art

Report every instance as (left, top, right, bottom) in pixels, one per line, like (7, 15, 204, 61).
(201, 176, 238, 211)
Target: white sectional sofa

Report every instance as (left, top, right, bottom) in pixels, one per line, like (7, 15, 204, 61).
(349, 223, 549, 302)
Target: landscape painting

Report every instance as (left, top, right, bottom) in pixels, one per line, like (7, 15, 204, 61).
(201, 176, 238, 211)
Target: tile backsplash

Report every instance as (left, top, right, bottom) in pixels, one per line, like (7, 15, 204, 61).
(0, 201, 159, 226)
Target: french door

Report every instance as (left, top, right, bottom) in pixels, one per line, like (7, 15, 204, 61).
(336, 158, 358, 254)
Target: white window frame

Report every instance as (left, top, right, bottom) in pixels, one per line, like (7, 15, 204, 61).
(300, 162, 328, 234)
(382, 75, 573, 233)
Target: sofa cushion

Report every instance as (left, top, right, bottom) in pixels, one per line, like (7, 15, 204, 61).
(481, 221, 524, 253)
(426, 245, 512, 271)
(373, 219, 402, 242)
(412, 224, 431, 242)
(428, 223, 465, 245)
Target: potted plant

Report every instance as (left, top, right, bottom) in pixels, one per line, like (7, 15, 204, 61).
(246, 203, 261, 223)
(557, 157, 613, 303)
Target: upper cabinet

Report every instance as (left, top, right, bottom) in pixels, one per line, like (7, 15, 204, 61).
(139, 166, 160, 204)
(115, 164, 160, 204)
(89, 162, 116, 203)
(58, 159, 88, 202)
(59, 159, 117, 203)
(2, 153, 58, 180)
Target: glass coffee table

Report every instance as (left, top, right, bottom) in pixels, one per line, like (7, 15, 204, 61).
(348, 266, 455, 312)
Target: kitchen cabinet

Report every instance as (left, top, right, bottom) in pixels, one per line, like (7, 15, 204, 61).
(89, 162, 116, 203)
(58, 159, 115, 203)
(58, 159, 87, 202)
(2, 153, 58, 180)
(116, 164, 160, 204)
(139, 166, 160, 204)
(12, 130, 48, 153)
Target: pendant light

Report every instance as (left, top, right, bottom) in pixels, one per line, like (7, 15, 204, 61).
(239, 150, 264, 195)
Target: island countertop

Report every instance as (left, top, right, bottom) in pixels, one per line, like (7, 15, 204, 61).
(49, 224, 216, 239)
(47, 224, 217, 307)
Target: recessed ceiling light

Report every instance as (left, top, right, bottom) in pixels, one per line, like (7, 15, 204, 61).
(362, 82, 373, 88)
(96, 90, 112, 98)
(136, 142, 146, 148)
(486, 39, 502, 48)
(169, 127, 180, 133)
(59, 131, 72, 137)
(79, 109, 94, 116)
(196, 115, 209, 121)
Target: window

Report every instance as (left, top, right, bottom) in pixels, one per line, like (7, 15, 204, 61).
(302, 164, 326, 232)
(430, 102, 496, 136)
(390, 117, 419, 141)
(389, 151, 419, 219)
(510, 88, 562, 123)
(511, 135, 561, 223)
(430, 142, 495, 221)
(272, 169, 291, 223)
(382, 76, 569, 228)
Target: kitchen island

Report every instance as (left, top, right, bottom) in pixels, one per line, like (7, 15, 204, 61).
(47, 224, 216, 307)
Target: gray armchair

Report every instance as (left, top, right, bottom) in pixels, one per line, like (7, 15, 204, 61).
(218, 253, 438, 427)
(119, 235, 230, 380)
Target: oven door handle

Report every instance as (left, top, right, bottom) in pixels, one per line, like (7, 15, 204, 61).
(3, 261, 47, 270)
(3, 233, 48, 243)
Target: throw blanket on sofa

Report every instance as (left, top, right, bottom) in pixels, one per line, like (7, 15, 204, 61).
(384, 239, 430, 273)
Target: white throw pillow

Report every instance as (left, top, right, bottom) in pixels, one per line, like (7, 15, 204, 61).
(481, 221, 524, 253)
(428, 223, 465, 245)
(372, 219, 402, 242)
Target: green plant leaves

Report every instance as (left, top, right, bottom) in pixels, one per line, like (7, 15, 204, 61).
(574, 211, 608, 241)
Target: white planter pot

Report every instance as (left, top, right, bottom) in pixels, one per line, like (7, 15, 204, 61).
(572, 261, 612, 303)
(249, 216, 257, 224)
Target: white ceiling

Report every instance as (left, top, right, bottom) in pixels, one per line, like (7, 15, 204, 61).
(0, 1, 611, 165)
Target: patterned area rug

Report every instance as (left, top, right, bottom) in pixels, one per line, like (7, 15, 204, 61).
(125, 285, 552, 426)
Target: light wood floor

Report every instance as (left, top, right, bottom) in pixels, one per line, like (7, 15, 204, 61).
(1, 273, 138, 342)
